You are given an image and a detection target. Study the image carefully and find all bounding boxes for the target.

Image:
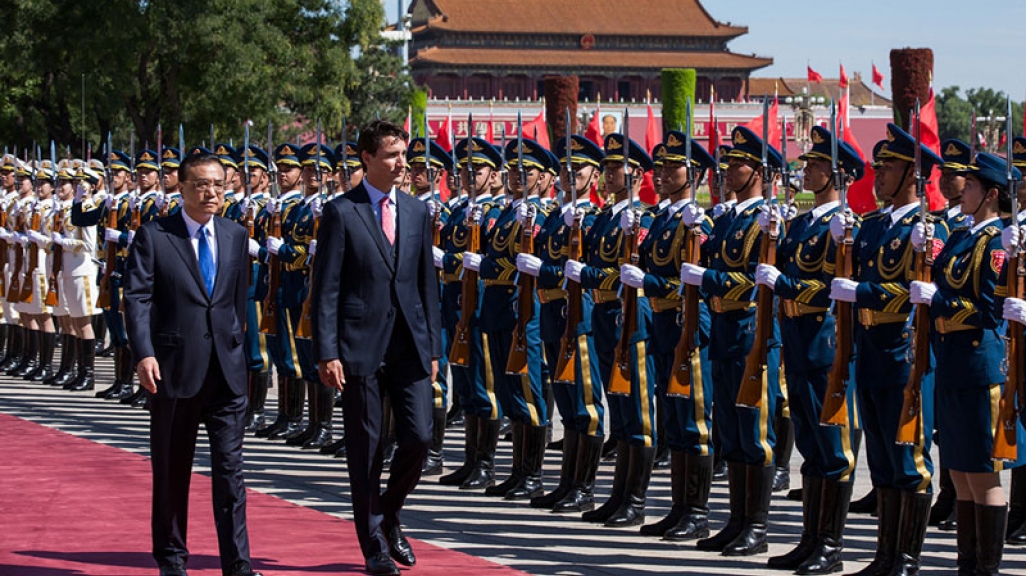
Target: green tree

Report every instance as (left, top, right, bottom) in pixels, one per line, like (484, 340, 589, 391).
(936, 86, 1023, 151)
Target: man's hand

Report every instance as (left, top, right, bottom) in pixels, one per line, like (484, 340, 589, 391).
(136, 356, 161, 394)
(319, 359, 346, 391)
(431, 359, 439, 384)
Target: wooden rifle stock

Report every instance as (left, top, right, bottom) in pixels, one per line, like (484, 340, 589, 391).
(295, 216, 319, 340)
(95, 203, 118, 309)
(0, 209, 9, 295)
(259, 209, 283, 335)
(19, 209, 41, 303)
(668, 224, 702, 398)
(6, 211, 24, 302)
(448, 212, 480, 366)
(896, 249, 931, 445)
(821, 226, 854, 426)
(994, 250, 1024, 461)
(736, 220, 777, 408)
(44, 205, 62, 307)
(553, 214, 582, 383)
(506, 206, 535, 374)
(608, 215, 639, 397)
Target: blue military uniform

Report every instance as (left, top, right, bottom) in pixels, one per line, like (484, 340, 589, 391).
(936, 139, 973, 230)
(159, 147, 182, 217)
(213, 143, 242, 221)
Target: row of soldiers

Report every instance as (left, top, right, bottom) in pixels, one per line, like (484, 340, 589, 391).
(6, 115, 1026, 575)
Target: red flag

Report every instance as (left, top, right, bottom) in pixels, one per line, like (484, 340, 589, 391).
(807, 65, 824, 83)
(522, 110, 550, 150)
(486, 112, 495, 145)
(839, 86, 877, 213)
(437, 113, 453, 152)
(743, 96, 781, 150)
(404, 106, 412, 135)
(872, 63, 885, 90)
(919, 87, 945, 211)
(839, 64, 849, 90)
(584, 109, 603, 147)
(638, 103, 661, 205)
(708, 92, 722, 205)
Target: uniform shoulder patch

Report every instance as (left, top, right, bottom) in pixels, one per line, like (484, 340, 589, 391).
(992, 249, 1006, 274)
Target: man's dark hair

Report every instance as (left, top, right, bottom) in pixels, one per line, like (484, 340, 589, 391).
(357, 120, 409, 165)
(179, 153, 225, 182)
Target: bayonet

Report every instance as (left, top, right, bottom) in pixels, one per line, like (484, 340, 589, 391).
(970, 109, 978, 160)
(178, 124, 185, 163)
(157, 123, 165, 195)
(685, 100, 695, 205)
(565, 107, 575, 208)
(315, 119, 323, 200)
(267, 121, 279, 201)
(210, 124, 215, 154)
(623, 107, 632, 205)
(243, 120, 251, 200)
(340, 116, 350, 191)
(425, 114, 436, 203)
(466, 113, 475, 203)
(516, 110, 524, 199)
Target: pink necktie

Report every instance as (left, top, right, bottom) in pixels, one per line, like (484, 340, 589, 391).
(381, 196, 395, 245)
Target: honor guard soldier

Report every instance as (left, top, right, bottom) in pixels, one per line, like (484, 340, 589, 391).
(2, 160, 36, 376)
(408, 136, 454, 475)
(46, 162, 77, 388)
(161, 147, 183, 216)
(682, 126, 785, 556)
(828, 123, 948, 576)
(710, 145, 737, 221)
(756, 125, 864, 573)
(465, 137, 550, 500)
(335, 141, 364, 193)
(436, 137, 504, 490)
(522, 134, 606, 512)
(0, 154, 23, 368)
(214, 143, 242, 221)
(631, 132, 718, 540)
(16, 159, 58, 382)
(1008, 137, 1026, 546)
(255, 143, 308, 440)
(564, 132, 658, 527)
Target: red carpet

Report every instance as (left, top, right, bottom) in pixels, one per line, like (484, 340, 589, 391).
(0, 413, 529, 576)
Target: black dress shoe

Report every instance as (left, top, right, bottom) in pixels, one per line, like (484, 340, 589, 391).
(365, 553, 400, 576)
(226, 560, 263, 576)
(387, 525, 416, 567)
(158, 564, 188, 576)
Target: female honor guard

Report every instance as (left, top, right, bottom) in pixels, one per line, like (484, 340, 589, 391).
(18, 160, 58, 382)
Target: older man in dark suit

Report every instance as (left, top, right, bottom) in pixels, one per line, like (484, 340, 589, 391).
(311, 120, 441, 576)
(124, 152, 262, 576)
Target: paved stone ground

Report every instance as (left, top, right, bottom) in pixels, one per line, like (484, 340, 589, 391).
(3, 353, 1026, 575)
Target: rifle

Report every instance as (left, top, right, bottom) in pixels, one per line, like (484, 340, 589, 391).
(896, 100, 932, 446)
(259, 123, 281, 335)
(821, 102, 856, 427)
(95, 133, 117, 309)
(156, 124, 167, 218)
(554, 112, 581, 383)
(506, 114, 535, 374)
(426, 114, 441, 246)
(608, 108, 636, 397)
(45, 141, 61, 307)
(243, 121, 255, 237)
(449, 114, 478, 366)
(736, 97, 779, 409)
(296, 120, 323, 340)
(340, 116, 351, 192)
(994, 97, 1022, 461)
(668, 99, 701, 397)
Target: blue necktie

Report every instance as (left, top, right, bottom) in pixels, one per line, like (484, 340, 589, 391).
(198, 227, 216, 296)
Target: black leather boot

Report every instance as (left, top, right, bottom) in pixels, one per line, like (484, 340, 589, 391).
(244, 372, 270, 432)
(697, 461, 746, 551)
(773, 415, 794, 493)
(723, 464, 774, 556)
(486, 422, 524, 496)
(955, 501, 977, 576)
(605, 444, 655, 528)
(446, 397, 464, 428)
(0, 324, 20, 370)
(97, 347, 126, 399)
(929, 466, 957, 531)
(285, 380, 318, 445)
(848, 487, 900, 576)
(118, 348, 143, 404)
(531, 429, 578, 509)
(975, 503, 1008, 576)
(422, 405, 447, 476)
(68, 338, 96, 391)
(654, 401, 670, 470)
(769, 475, 823, 569)
(641, 450, 685, 536)
(602, 436, 618, 460)
(270, 377, 306, 440)
(256, 375, 290, 438)
(10, 328, 38, 377)
(553, 433, 603, 513)
(0, 323, 9, 365)
(664, 453, 714, 541)
(28, 331, 56, 382)
(49, 334, 75, 386)
(1008, 467, 1026, 543)
(461, 417, 500, 490)
(797, 479, 853, 575)
(302, 383, 334, 449)
(506, 424, 546, 500)
(440, 414, 478, 486)
(887, 491, 931, 576)
(582, 440, 629, 523)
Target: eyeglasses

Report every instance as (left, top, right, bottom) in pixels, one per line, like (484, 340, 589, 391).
(185, 179, 226, 192)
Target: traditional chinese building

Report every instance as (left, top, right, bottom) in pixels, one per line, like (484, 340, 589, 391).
(405, 0, 773, 102)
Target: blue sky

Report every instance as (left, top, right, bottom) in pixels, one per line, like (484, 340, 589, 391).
(385, 0, 1026, 100)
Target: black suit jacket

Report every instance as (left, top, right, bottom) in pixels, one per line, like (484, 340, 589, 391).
(123, 213, 249, 399)
(311, 183, 441, 377)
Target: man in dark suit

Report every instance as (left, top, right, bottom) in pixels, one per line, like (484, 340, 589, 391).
(311, 120, 441, 576)
(124, 152, 263, 576)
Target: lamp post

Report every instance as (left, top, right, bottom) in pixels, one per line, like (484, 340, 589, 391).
(785, 87, 826, 155)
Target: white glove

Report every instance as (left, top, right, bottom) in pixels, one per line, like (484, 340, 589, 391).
(755, 263, 781, 289)
(909, 281, 937, 305)
(619, 208, 636, 232)
(239, 197, 250, 216)
(126, 230, 135, 245)
(1002, 225, 1024, 254)
(1003, 297, 1026, 325)
(432, 246, 445, 269)
(620, 264, 646, 289)
(830, 278, 859, 302)
(50, 232, 65, 248)
(516, 202, 531, 225)
(682, 203, 705, 227)
(266, 236, 283, 255)
(564, 259, 584, 283)
(563, 207, 583, 228)
(266, 199, 279, 215)
(311, 196, 323, 218)
(128, 195, 139, 211)
(247, 238, 260, 258)
(308, 239, 317, 256)
(712, 203, 728, 218)
(74, 185, 86, 202)
(104, 228, 121, 244)
(27, 230, 48, 246)
(783, 203, 798, 222)
(17, 233, 28, 247)
(462, 252, 482, 271)
(105, 194, 115, 210)
(428, 200, 441, 219)
(830, 211, 855, 243)
(0, 229, 10, 241)
(680, 263, 707, 286)
(911, 222, 934, 250)
(757, 204, 782, 234)
(154, 194, 165, 209)
(516, 253, 542, 277)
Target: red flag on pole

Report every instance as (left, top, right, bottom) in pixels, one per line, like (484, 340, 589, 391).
(872, 63, 885, 90)
(708, 87, 722, 205)
(639, 102, 660, 205)
(920, 87, 946, 211)
(839, 64, 849, 90)
(743, 96, 781, 149)
(839, 86, 877, 213)
(486, 107, 495, 144)
(807, 65, 824, 83)
(585, 108, 603, 147)
(523, 110, 550, 150)
(437, 113, 453, 152)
